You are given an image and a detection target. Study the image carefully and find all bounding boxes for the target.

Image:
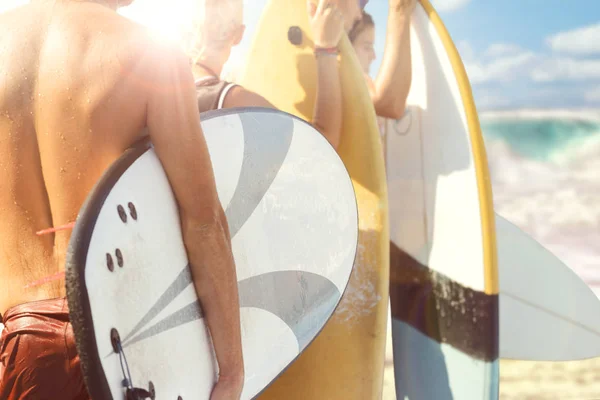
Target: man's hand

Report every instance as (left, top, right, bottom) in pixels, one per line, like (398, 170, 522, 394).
(308, 0, 345, 48)
(210, 373, 244, 400)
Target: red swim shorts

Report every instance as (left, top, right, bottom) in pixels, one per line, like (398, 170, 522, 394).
(0, 298, 90, 400)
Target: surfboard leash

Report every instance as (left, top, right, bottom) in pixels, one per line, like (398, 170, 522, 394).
(23, 271, 66, 289)
(35, 221, 76, 235)
(20, 222, 76, 289)
(111, 328, 157, 400)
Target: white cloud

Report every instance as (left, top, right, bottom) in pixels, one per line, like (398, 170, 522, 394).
(459, 41, 600, 85)
(457, 41, 537, 84)
(585, 86, 600, 103)
(431, 0, 472, 12)
(465, 51, 537, 84)
(484, 43, 523, 58)
(474, 93, 511, 110)
(546, 22, 600, 55)
(531, 57, 600, 82)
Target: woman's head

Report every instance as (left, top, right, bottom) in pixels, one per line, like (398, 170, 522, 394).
(184, 0, 245, 63)
(349, 11, 376, 74)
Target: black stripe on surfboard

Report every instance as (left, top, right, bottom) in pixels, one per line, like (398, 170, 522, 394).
(390, 241, 499, 362)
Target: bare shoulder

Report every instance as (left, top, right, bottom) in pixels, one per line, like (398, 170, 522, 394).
(223, 86, 276, 109)
(108, 23, 193, 104)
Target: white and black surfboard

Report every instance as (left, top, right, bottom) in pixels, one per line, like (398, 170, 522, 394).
(65, 108, 358, 400)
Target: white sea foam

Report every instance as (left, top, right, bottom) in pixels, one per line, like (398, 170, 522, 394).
(481, 108, 600, 122)
(483, 111, 600, 292)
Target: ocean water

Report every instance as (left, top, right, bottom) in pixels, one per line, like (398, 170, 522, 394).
(481, 110, 600, 294)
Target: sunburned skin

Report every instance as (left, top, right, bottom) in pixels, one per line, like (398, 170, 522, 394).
(1, 2, 246, 398)
(0, 1, 155, 314)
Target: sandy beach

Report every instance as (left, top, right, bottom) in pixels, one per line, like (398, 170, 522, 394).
(382, 358, 600, 400)
(381, 322, 600, 400)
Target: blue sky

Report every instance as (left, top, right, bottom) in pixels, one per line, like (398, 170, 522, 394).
(365, 0, 600, 110)
(3, 0, 600, 111)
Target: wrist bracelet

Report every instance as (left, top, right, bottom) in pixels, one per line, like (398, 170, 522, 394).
(314, 46, 339, 57)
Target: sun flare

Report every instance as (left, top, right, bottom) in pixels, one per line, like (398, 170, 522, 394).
(119, 0, 198, 48)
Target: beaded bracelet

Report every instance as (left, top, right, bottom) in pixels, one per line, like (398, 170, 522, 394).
(314, 46, 340, 57)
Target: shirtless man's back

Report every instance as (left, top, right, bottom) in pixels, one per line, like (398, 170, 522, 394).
(0, 2, 243, 399)
(0, 1, 150, 313)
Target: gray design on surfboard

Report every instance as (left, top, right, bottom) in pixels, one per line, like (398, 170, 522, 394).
(225, 112, 294, 237)
(121, 267, 193, 343)
(115, 111, 294, 350)
(120, 271, 340, 351)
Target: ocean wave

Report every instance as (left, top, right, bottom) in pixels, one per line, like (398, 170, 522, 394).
(481, 117, 600, 163)
(484, 112, 600, 288)
(480, 109, 600, 122)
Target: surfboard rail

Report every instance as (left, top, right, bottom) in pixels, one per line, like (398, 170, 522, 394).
(419, 0, 498, 295)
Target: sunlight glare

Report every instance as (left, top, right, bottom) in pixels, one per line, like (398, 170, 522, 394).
(119, 0, 198, 48)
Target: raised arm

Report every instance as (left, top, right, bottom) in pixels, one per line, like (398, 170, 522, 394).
(372, 0, 415, 119)
(144, 44, 243, 399)
(309, 0, 344, 150)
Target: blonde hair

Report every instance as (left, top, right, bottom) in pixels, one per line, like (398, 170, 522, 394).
(182, 0, 244, 62)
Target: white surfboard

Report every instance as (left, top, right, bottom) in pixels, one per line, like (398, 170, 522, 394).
(497, 214, 600, 361)
(385, 1, 499, 399)
(65, 108, 358, 400)
(385, 5, 600, 393)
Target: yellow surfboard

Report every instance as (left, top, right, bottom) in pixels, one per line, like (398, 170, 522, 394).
(239, 1, 390, 399)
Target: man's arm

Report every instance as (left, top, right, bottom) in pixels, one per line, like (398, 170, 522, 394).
(372, 0, 415, 119)
(143, 44, 244, 394)
(224, 73, 342, 150)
